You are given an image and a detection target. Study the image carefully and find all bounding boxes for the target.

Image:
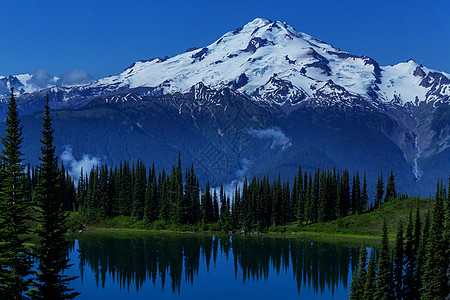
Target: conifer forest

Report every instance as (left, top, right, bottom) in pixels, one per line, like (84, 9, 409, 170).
(0, 89, 449, 299)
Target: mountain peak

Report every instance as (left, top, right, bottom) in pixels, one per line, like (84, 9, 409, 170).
(247, 18, 272, 28)
(3, 18, 450, 109)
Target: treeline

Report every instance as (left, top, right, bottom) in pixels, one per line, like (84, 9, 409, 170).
(350, 180, 450, 299)
(38, 154, 402, 231)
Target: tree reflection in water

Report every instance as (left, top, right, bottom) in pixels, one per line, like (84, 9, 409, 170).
(73, 234, 361, 297)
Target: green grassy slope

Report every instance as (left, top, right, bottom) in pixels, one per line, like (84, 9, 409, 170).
(299, 197, 433, 237)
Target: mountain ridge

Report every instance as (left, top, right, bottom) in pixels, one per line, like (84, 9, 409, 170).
(0, 18, 448, 196)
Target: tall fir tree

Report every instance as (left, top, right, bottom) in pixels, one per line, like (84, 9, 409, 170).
(318, 170, 327, 222)
(421, 180, 447, 298)
(361, 173, 368, 212)
(363, 249, 376, 300)
(33, 96, 79, 299)
(351, 172, 361, 214)
(340, 169, 350, 217)
(416, 210, 430, 292)
(350, 243, 367, 299)
(374, 171, 384, 209)
(393, 220, 404, 299)
(0, 88, 33, 297)
(375, 218, 394, 299)
(403, 208, 417, 299)
(384, 170, 396, 202)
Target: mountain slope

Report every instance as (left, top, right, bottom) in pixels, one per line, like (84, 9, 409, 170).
(0, 18, 448, 196)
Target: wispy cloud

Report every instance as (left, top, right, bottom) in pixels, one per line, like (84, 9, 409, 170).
(57, 69, 93, 86)
(248, 127, 292, 150)
(28, 68, 55, 88)
(60, 145, 101, 184)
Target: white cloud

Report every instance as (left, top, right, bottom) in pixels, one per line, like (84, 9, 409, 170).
(60, 145, 101, 184)
(57, 69, 93, 86)
(248, 127, 292, 150)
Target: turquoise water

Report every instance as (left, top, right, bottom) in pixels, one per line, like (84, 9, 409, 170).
(66, 233, 362, 299)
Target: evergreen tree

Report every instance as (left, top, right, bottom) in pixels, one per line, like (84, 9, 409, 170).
(413, 204, 421, 257)
(421, 180, 447, 298)
(363, 249, 376, 300)
(213, 189, 219, 222)
(304, 172, 312, 223)
(361, 173, 368, 212)
(0, 89, 33, 297)
(296, 166, 304, 223)
(416, 210, 430, 292)
(340, 169, 350, 217)
(202, 181, 213, 223)
(145, 164, 159, 222)
(446, 177, 450, 300)
(97, 165, 109, 219)
(403, 208, 417, 299)
(350, 243, 367, 299)
(33, 96, 79, 299)
(393, 220, 404, 299)
(374, 172, 383, 209)
(384, 170, 396, 202)
(375, 218, 394, 299)
(312, 169, 319, 222)
(351, 172, 361, 214)
(76, 168, 86, 213)
(318, 170, 327, 222)
(131, 160, 146, 220)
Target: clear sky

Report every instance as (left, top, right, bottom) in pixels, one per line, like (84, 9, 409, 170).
(2, 0, 449, 79)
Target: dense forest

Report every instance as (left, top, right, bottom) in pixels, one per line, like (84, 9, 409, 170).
(350, 180, 450, 299)
(1, 89, 449, 299)
(25, 154, 402, 232)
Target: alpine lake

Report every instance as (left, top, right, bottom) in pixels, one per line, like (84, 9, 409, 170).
(64, 231, 376, 299)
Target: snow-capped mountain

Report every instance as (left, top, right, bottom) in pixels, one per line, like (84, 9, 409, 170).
(0, 74, 43, 96)
(5, 18, 449, 108)
(83, 18, 449, 108)
(1, 18, 449, 196)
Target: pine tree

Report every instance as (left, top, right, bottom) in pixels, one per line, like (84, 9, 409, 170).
(374, 172, 384, 209)
(393, 220, 404, 299)
(363, 249, 376, 300)
(361, 173, 368, 212)
(375, 218, 394, 299)
(416, 210, 430, 292)
(446, 177, 450, 300)
(0, 89, 34, 297)
(421, 180, 447, 298)
(312, 169, 319, 222)
(351, 172, 361, 214)
(318, 170, 327, 222)
(304, 172, 312, 223)
(213, 189, 219, 222)
(403, 209, 417, 299)
(32, 96, 79, 299)
(297, 166, 304, 223)
(384, 170, 396, 202)
(340, 169, 350, 217)
(350, 243, 368, 299)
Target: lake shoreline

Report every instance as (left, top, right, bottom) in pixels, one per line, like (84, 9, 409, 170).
(71, 226, 382, 244)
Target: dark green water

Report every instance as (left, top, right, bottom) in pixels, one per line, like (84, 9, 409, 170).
(66, 233, 365, 299)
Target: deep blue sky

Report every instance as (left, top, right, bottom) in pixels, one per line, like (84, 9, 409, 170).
(2, 0, 449, 79)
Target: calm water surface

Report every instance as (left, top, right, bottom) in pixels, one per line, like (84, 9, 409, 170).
(65, 233, 365, 299)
